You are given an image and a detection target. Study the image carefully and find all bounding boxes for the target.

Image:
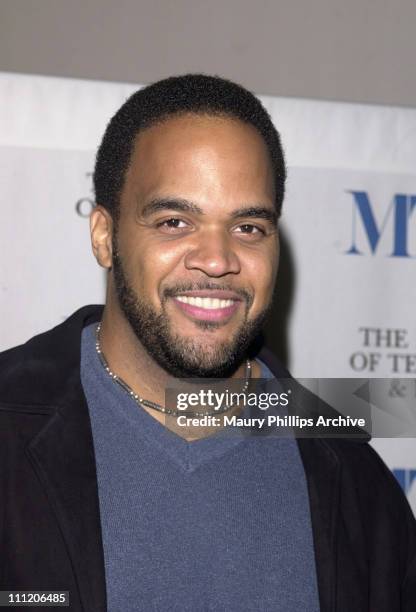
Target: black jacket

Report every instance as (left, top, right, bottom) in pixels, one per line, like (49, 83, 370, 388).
(1, 305, 415, 612)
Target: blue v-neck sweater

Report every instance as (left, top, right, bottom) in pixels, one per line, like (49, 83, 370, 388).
(80, 323, 320, 612)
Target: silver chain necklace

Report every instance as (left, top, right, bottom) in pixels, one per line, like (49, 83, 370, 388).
(95, 322, 252, 417)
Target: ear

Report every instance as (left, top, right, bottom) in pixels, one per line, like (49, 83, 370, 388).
(90, 205, 114, 269)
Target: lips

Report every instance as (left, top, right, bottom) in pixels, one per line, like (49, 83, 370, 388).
(171, 292, 242, 322)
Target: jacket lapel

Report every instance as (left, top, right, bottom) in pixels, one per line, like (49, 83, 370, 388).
(2, 306, 106, 612)
(26, 383, 107, 612)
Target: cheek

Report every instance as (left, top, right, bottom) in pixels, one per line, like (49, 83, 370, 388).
(129, 242, 185, 297)
(244, 247, 278, 311)
(255, 261, 276, 297)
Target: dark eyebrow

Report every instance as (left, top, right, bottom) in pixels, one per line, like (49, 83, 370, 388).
(140, 198, 277, 227)
(140, 198, 204, 217)
(230, 206, 278, 227)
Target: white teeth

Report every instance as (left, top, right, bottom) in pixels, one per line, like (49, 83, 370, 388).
(175, 295, 235, 309)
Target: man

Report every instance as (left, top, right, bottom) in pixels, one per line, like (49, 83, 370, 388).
(1, 75, 415, 611)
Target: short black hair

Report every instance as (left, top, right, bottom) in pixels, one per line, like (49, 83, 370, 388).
(94, 74, 286, 220)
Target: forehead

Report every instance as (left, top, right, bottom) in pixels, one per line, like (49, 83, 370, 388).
(122, 113, 275, 206)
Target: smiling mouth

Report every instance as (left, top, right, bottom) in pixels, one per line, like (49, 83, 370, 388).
(171, 293, 242, 322)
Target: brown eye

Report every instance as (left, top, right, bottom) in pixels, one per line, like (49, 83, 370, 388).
(234, 224, 264, 235)
(156, 218, 189, 231)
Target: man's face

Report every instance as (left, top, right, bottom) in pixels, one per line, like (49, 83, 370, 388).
(112, 113, 279, 377)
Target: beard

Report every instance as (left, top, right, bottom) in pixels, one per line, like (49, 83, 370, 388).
(111, 241, 271, 378)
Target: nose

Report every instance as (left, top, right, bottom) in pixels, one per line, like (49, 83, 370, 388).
(184, 230, 241, 277)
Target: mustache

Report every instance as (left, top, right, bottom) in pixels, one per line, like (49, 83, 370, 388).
(163, 282, 253, 305)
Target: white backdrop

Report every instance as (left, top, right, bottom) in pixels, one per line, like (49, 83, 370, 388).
(1, 72, 415, 510)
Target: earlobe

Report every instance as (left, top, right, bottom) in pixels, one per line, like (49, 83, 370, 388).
(90, 205, 113, 269)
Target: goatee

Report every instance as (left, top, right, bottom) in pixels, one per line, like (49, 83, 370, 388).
(111, 242, 270, 378)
